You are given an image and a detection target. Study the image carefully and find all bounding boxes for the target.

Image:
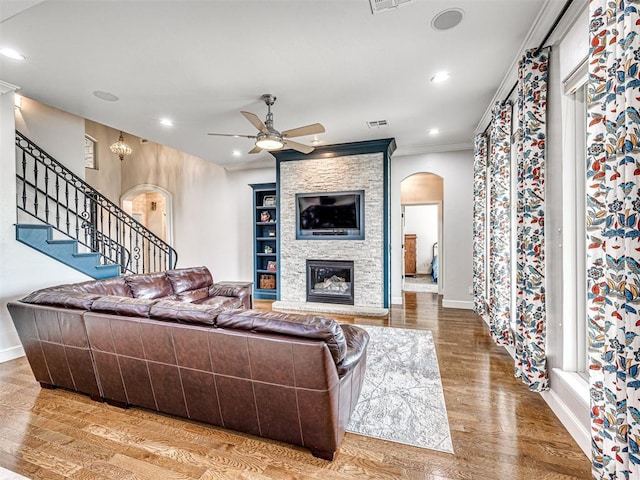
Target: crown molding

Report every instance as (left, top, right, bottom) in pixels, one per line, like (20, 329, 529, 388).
(474, 0, 586, 135)
(393, 142, 473, 157)
(0, 80, 20, 95)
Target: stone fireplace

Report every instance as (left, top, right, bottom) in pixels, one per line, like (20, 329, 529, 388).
(306, 260, 354, 305)
(271, 139, 395, 316)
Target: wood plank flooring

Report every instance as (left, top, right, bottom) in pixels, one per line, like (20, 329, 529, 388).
(0, 292, 591, 479)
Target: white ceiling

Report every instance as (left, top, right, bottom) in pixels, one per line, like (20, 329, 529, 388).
(0, 0, 564, 169)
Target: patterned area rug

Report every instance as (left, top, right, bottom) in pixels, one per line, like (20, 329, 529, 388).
(347, 325, 454, 453)
(0, 466, 29, 480)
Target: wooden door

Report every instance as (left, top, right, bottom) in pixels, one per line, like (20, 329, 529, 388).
(404, 234, 416, 277)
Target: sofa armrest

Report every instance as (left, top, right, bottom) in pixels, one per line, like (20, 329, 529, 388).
(336, 324, 369, 376)
(208, 282, 252, 309)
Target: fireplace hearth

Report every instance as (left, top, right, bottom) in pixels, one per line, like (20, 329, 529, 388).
(306, 260, 354, 305)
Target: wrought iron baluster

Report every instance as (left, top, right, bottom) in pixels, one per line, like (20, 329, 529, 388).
(21, 150, 27, 209)
(134, 232, 140, 273)
(33, 157, 38, 217)
(65, 182, 70, 235)
(55, 174, 60, 230)
(44, 165, 49, 222)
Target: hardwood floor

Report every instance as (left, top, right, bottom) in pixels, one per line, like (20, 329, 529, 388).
(0, 293, 591, 479)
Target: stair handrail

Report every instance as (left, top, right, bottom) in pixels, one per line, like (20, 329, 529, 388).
(15, 131, 178, 274)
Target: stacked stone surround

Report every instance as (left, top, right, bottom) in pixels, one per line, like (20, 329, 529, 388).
(279, 152, 384, 308)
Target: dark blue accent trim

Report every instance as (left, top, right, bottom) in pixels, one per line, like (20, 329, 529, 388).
(274, 138, 396, 308)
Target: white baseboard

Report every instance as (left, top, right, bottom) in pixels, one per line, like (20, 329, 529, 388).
(391, 296, 403, 305)
(442, 299, 473, 310)
(540, 370, 590, 457)
(0, 345, 25, 363)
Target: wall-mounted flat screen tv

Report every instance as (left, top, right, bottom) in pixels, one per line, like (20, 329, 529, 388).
(296, 190, 364, 240)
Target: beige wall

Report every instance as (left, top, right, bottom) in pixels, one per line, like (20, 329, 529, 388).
(400, 172, 444, 204)
(84, 120, 124, 204)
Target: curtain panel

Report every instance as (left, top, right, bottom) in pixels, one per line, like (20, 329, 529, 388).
(514, 47, 550, 392)
(488, 101, 513, 346)
(473, 133, 488, 315)
(587, 1, 640, 478)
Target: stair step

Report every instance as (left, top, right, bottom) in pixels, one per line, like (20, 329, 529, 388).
(15, 224, 120, 280)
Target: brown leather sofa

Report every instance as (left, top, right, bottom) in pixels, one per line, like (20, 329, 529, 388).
(7, 266, 369, 460)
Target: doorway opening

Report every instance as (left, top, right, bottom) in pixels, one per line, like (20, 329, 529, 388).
(400, 173, 443, 295)
(121, 184, 174, 246)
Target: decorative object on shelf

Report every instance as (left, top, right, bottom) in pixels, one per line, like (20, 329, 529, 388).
(263, 195, 276, 207)
(268, 230, 276, 237)
(260, 211, 271, 222)
(110, 131, 133, 161)
(264, 245, 273, 254)
(267, 261, 277, 271)
(260, 274, 276, 289)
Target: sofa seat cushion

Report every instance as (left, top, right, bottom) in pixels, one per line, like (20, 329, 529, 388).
(125, 272, 173, 299)
(337, 324, 369, 376)
(166, 266, 213, 294)
(21, 290, 101, 310)
(150, 299, 221, 325)
(215, 309, 347, 365)
(195, 295, 243, 310)
(91, 296, 158, 317)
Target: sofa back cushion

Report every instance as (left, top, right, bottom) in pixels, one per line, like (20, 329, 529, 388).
(73, 277, 133, 297)
(21, 290, 101, 310)
(124, 272, 173, 299)
(166, 266, 213, 294)
(150, 299, 220, 325)
(215, 309, 347, 365)
(91, 296, 158, 317)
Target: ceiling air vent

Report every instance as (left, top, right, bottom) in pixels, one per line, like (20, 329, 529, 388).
(367, 120, 389, 129)
(369, 0, 415, 15)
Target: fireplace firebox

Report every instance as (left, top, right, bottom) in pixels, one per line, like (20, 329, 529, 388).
(306, 260, 354, 305)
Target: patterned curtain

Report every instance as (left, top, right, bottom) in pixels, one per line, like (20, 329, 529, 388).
(514, 47, 550, 392)
(587, 1, 640, 478)
(488, 101, 513, 346)
(473, 134, 488, 315)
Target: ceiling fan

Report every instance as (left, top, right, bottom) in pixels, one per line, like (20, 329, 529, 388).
(208, 94, 325, 154)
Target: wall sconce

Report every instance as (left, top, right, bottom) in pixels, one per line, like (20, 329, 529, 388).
(151, 201, 157, 211)
(14, 94, 21, 110)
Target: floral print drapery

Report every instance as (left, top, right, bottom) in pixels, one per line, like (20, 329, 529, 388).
(488, 101, 513, 346)
(473, 134, 488, 315)
(587, 1, 640, 478)
(514, 47, 550, 393)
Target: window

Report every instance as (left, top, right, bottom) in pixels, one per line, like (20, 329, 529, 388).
(84, 134, 97, 169)
(562, 60, 588, 378)
(574, 83, 588, 378)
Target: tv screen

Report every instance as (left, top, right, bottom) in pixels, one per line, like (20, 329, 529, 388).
(296, 190, 364, 240)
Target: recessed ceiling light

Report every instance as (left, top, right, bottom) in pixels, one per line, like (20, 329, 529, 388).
(429, 128, 440, 135)
(160, 118, 173, 127)
(232, 150, 241, 157)
(431, 72, 450, 83)
(0, 47, 25, 61)
(431, 8, 464, 31)
(93, 90, 119, 102)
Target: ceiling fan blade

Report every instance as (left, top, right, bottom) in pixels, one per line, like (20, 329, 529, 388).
(281, 123, 325, 138)
(241, 111, 269, 134)
(207, 133, 256, 139)
(283, 139, 314, 154)
(248, 145, 263, 154)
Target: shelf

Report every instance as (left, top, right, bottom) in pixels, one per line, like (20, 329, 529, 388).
(257, 269, 277, 274)
(256, 222, 276, 225)
(257, 237, 277, 241)
(256, 206, 277, 210)
(257, 253, 276, 256)
(251, 182, 278, 301)
(255, 288, 277, 292)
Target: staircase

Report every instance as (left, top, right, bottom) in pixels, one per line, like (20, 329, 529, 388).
(16, 224, 120, 279)
(15, 131, 178, 279)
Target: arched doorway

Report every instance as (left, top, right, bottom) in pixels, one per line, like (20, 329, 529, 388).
(120, 184, 174, 246)
(400, 173, 444, 295)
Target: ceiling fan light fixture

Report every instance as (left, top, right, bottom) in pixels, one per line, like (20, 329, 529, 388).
(255, 133, 284, 151)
